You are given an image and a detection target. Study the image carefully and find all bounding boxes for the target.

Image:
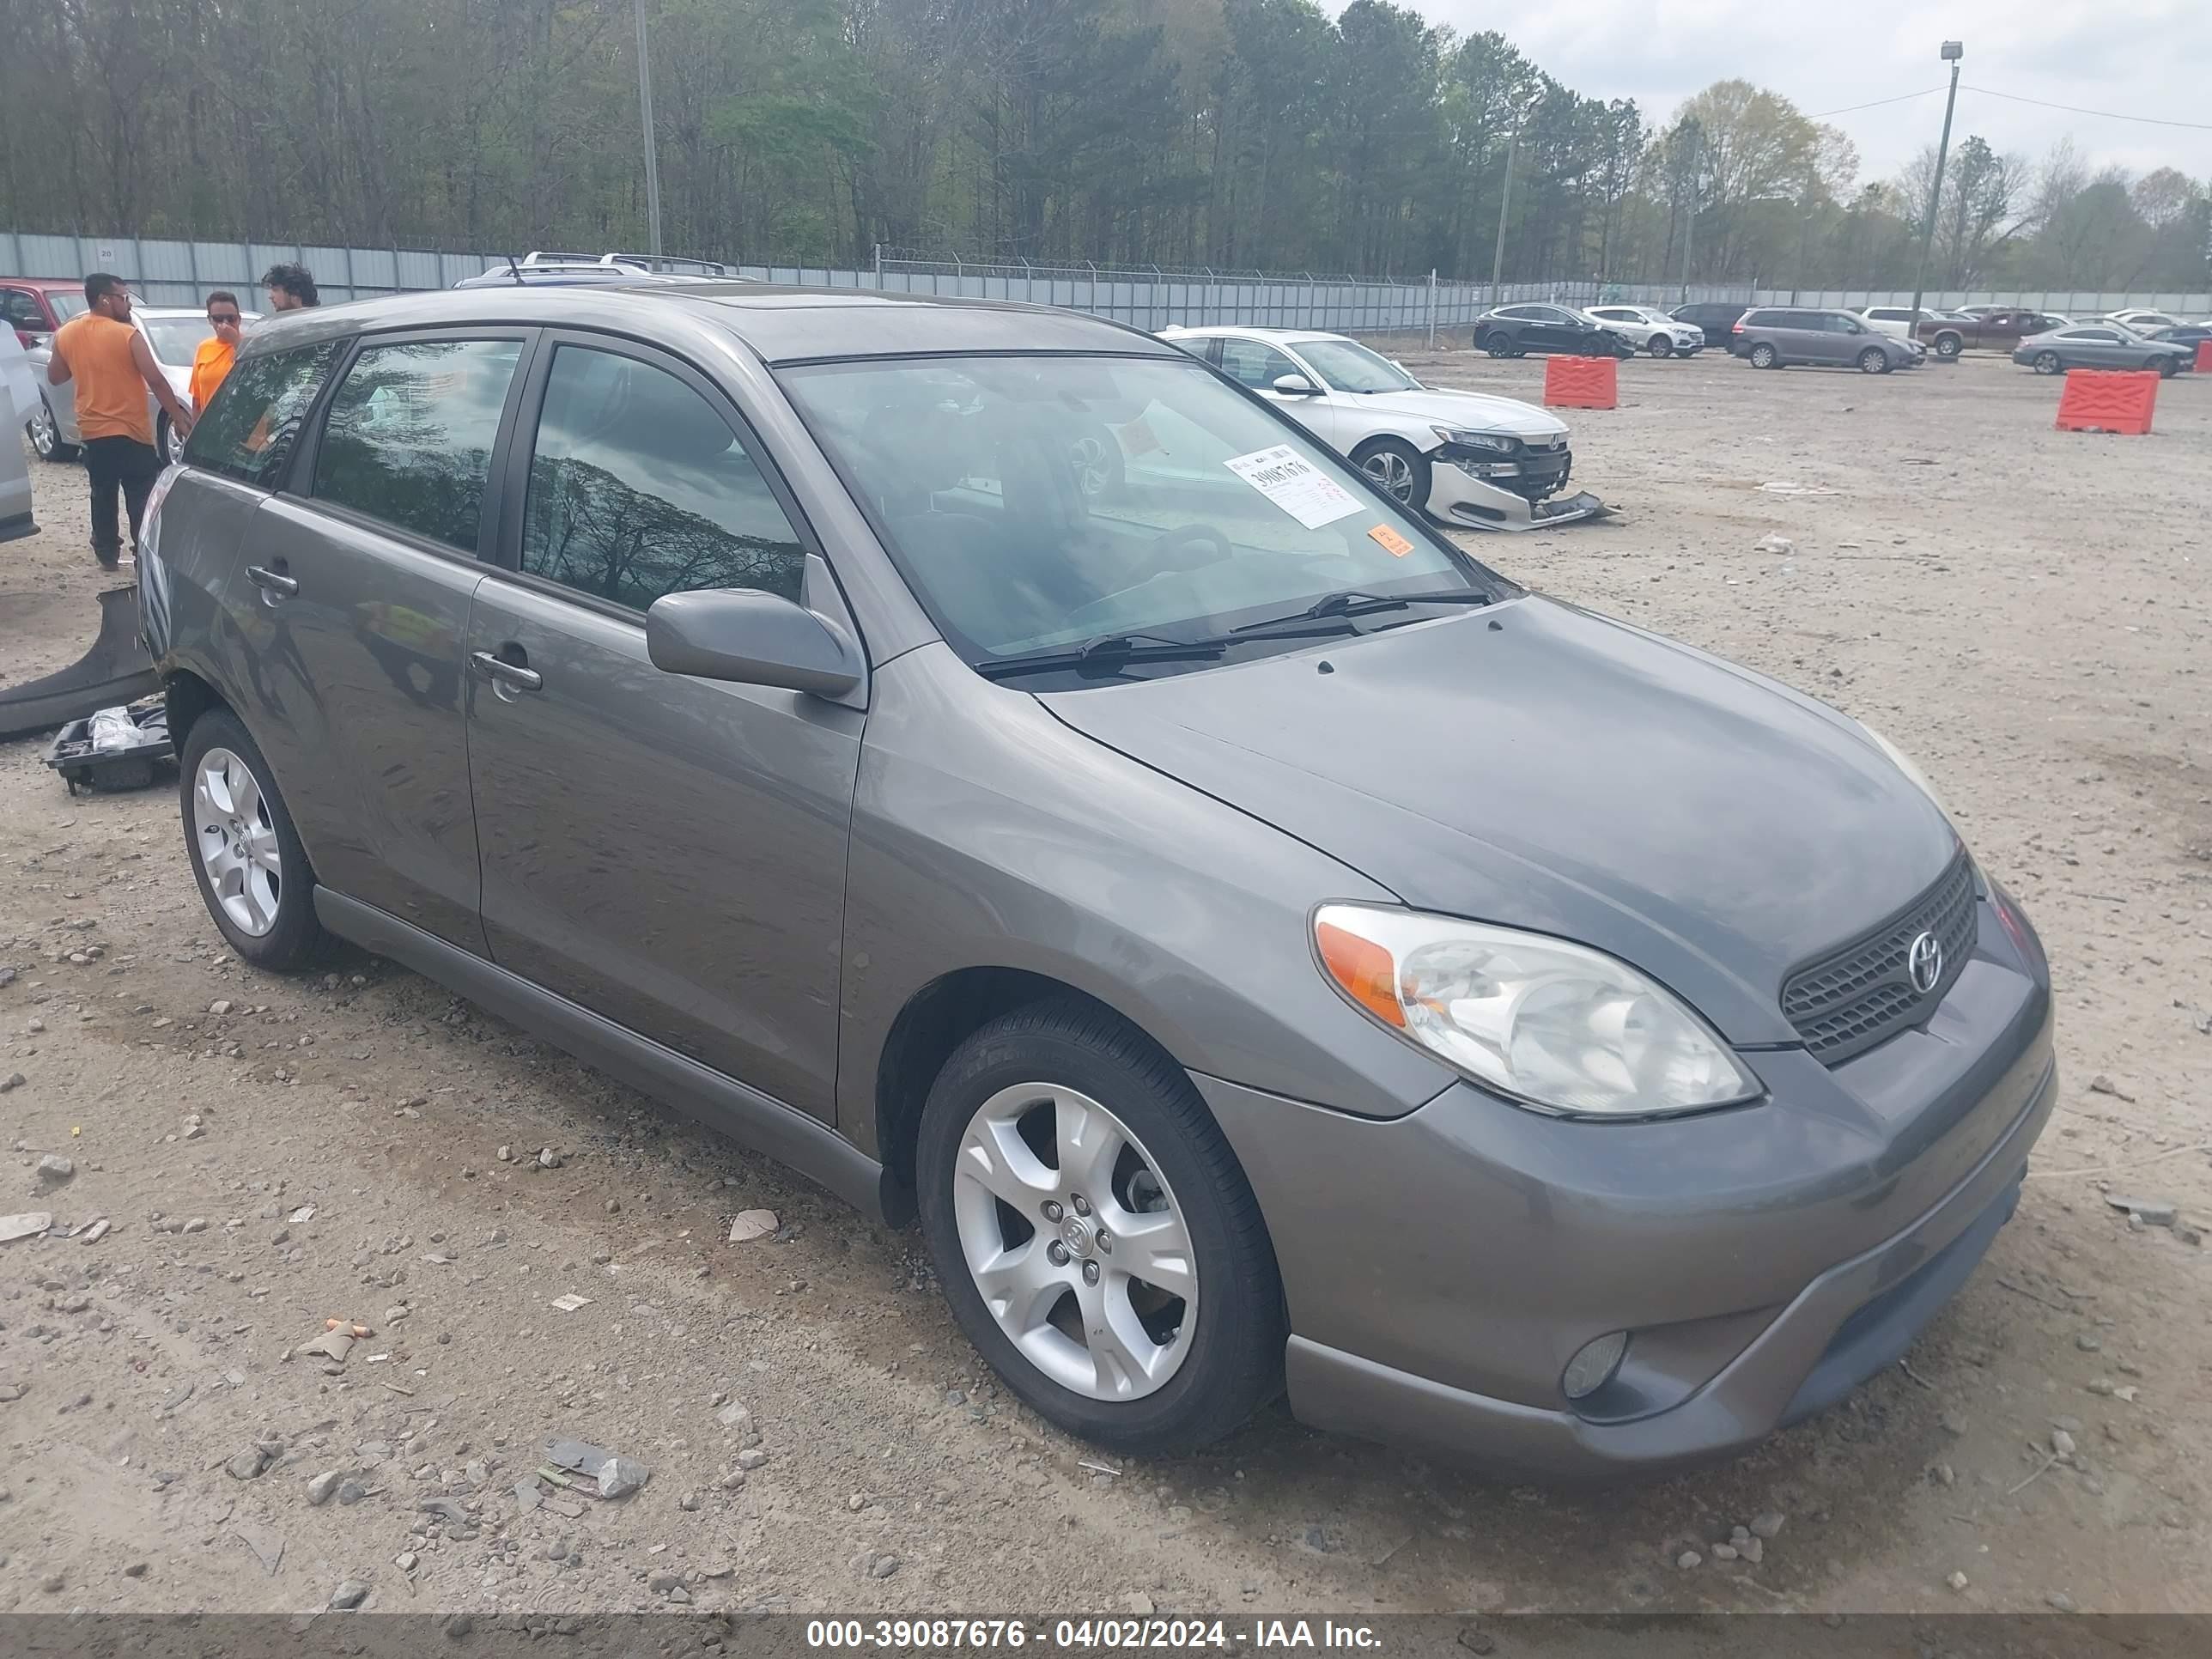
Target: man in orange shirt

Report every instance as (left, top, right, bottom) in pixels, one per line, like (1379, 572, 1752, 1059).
(48, 273, 194, 568)
(189, 290, 245, 413)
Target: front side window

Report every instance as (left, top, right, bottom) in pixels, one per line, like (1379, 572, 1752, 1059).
(1216, 339, 1300, 391)
(520, 345, 806, 610)
(781, 354, 1489, 670)
(313, 337, 522, 551)
(183, 341, 340, 488)
(0, 289, 40, 328)
(1292, 338, 1417, 393)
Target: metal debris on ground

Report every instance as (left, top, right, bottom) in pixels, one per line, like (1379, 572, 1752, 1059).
(2104, 1194, 2178, 1228)
(550, 1293, 592, 1313)
(0, 1212, 52, 1243)
(544, 1437, 653, 1499)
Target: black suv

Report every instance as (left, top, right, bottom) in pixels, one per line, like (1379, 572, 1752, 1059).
(1669, 302, 1749, 353)
(1471, 304, 1635, 359)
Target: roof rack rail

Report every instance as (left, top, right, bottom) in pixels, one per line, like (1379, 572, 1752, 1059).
(520, 251, 732, 277)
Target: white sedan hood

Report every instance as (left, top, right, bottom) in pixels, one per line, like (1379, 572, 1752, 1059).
(1358, 386, 1566, 441)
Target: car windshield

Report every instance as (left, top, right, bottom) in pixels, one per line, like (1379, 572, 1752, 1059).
(781, 354, 1490, 669)
(1291, 337, 1419, 393)
(140, 316, 216, 364)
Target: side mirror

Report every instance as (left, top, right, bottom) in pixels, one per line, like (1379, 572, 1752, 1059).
(1270, 373, 1321, 396)
(646, 587, 862, 699)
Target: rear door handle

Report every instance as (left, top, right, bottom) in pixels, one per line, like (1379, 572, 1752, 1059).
(246, 564, 297, 598)
(469, 649, 543, 693)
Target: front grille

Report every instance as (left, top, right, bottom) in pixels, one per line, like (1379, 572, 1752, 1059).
(1781, 853, 1977, 1064)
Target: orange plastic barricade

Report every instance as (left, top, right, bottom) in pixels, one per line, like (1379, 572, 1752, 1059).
(1543, 354, 1619, 410)
(2053, 368, 2158, 435)
(2197, 341, 2212, 374)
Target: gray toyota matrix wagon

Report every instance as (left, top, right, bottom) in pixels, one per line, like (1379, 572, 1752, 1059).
(139, 285, 2056, 1476)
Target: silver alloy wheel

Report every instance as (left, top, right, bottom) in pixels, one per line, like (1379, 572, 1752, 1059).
(162, 418, 185, 465)
(1360, 448, 1416, 504)
(2034, 352, 2062, 375)
(28, 397, 58, 459)
(1750, 344, 1777, 368)
(1647, 336, 1671, 357)
(1068, 433, 1113, 497)
(192, 746, 283, 937)
(951, 1083, 1198, 1402)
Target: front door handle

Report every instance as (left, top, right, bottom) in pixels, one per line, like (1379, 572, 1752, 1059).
(469, 649, 543, 693)
(246, 564, 297, 599)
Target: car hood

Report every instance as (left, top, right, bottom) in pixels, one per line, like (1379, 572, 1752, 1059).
(1041, 595, 1959, 1043)
(1361, 386, 1565, 441)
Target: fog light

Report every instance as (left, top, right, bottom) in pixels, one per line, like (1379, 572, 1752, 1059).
(1562, 1331, 1628, 1401)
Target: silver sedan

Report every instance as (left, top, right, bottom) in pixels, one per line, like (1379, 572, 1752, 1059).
(2012, 322, 2192, 377)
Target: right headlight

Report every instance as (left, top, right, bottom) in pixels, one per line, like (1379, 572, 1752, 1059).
(1314, 905, 1761, 1119)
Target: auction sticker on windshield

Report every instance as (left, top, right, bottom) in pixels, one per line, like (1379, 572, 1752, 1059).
(1224, 445, 1363, 529)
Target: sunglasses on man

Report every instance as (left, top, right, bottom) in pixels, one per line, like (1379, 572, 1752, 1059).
(210, 312, 241, 326)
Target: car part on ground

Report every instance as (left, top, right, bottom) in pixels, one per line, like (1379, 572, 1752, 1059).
(44, 696, 173, 793)
(0, 586, 162, 740)
(1160, 325, 1610, 533)
(140, 280, 2053, 1476)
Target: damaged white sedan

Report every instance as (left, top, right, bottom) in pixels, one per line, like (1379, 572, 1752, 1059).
(1158, 326, 1606, 532)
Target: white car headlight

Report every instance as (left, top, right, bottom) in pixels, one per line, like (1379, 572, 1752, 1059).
(1314, 905, 1762, 1118)
(1857, 721, 1952, 820)
(1432, 426, 1516, 453)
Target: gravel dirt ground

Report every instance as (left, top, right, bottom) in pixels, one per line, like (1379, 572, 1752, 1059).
(1, 346, 2208, 1622)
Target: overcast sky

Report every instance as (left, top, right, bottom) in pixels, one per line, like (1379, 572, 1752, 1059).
(1372, 0, 2209, 186)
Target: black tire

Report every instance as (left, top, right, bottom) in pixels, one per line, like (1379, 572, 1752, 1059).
(1350, 435, 1431, 513)
(1934, 332, 1963, 360)
(2152, 356, 2178, 379)
(915, 1000, 1285, 1455)
(2033, 351, 2063, 376)
(1748, 343, 1778, 369)
(177, 708, 331, 970)
(1858, 347, 1891, 374)
(157, 412, 185, 466)
(1480, 331, 1515, 359)
(1647, 336, 1672, 359)
(29, 394, 78, 463)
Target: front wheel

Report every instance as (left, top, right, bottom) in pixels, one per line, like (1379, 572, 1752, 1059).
(1351, 437, 1431, 512)
(158, 413, 185, 465)
(29, 395, 77, 462)
(1647, 336, 1672, 358)
(2153, 356, 2179, 379)
(915, 1001, 1285, 1455)
(1858, 348, 1891, 374)
(1748, 343, 1778, 369)
(179, 709, 331, 969)
(2033, 351, 2063, 376)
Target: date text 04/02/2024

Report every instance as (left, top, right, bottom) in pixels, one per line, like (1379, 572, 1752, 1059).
(803, 1619, 1383, 1650)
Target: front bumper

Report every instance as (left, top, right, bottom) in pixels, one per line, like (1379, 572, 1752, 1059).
(1425, 447, 1609, 532)
(1200, 892, 2055, 1478)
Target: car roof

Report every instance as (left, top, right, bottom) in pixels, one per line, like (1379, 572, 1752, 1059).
(1159, 325, 1347, 345)
(234, 283, 1182, 368)
(3, 276, 87, 291)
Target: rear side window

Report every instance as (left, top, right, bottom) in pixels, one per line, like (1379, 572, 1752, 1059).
(183, 342, 340, 488)
(519, 345, 806, 611)
(313, 337, 523, 553)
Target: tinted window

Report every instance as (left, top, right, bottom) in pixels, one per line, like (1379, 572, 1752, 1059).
(1495, 307, 1535, 319)
(182, 341, 340, 489)
(520, 345, 806, 611)
(313, 337, 522, 552)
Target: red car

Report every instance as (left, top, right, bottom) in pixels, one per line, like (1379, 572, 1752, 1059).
(1, 276, 89, 348)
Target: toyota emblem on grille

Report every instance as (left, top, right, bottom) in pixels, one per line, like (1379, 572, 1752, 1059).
(1907, 931, 1943, 995)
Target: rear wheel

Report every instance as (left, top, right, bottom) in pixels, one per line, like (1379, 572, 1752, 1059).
(1934, 332, 1963, 360)
(1480, 331, 1516, 359)
(1748, 343, 1778, 369)
(179, 709, 330, 969)
(2152, 356, 2178, 379)
(2033, 351, 2063, 376)
(1351, 436, 1431, 512)
(28, 394, 77, 462)
(915, 1000, 1284, 1455)
(158, 413, 185, 466)
(1858, 347, 1891, 374)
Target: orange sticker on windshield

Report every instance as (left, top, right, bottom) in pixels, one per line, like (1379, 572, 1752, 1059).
(1368, 523, 1414, 557)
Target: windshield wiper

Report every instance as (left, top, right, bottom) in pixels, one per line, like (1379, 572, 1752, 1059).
(1231, 587, 1492, 635)
(975, 632, 1228, 682)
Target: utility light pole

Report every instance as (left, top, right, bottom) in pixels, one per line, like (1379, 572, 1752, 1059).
(1489, 131, 1518, 307)
(1678, 118, 1700, 303)
(1909, 41, 1964, 331)
(635, 0, 664, 257)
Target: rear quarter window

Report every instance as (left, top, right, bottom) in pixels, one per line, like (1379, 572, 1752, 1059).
(183, 342, 342, 489)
